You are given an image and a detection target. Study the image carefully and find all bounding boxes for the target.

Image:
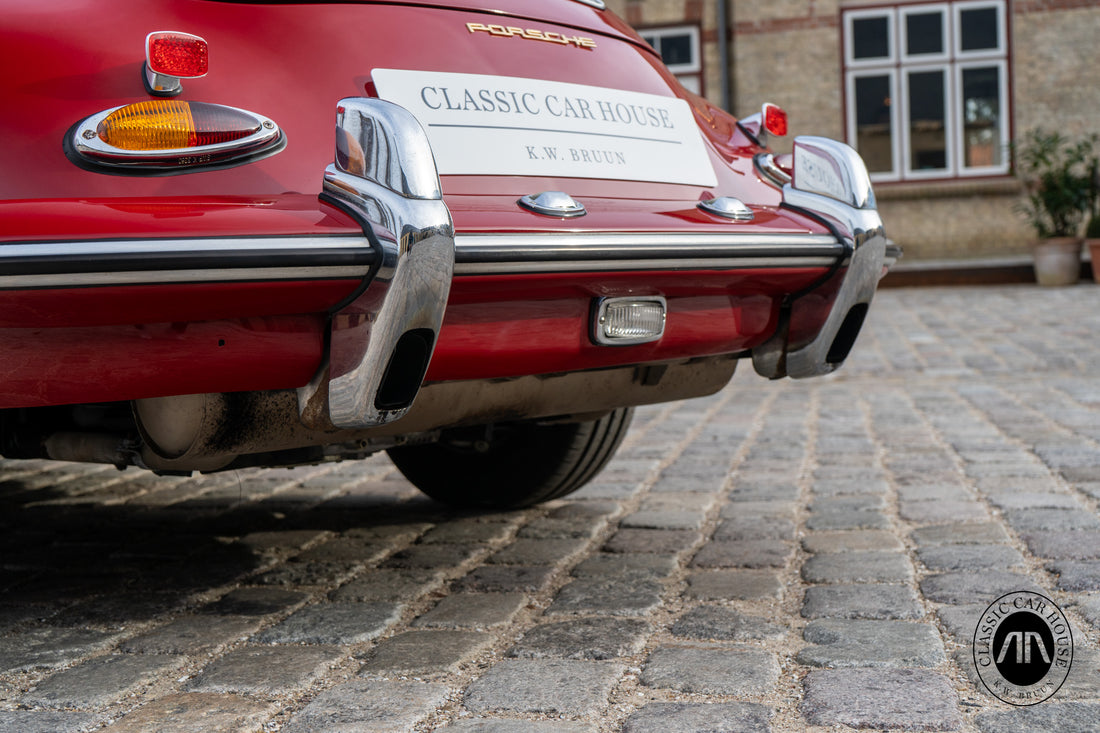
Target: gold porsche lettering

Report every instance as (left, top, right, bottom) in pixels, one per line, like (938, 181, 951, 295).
(467, 22, 597, 50)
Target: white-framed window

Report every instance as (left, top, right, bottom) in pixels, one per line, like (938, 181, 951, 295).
(640, 25, 702, 95)
(843, 0, 1009, 182)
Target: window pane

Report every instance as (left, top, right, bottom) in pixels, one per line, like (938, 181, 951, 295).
(962, 66, 1002, 168)
(854, 75, 894, 173)
(908, 70, 947, 171)
(960, 7, 999, 51)
(853, 17, 890, 60)
(906, 12, 943, 55)
(677, 75, 701, 95)
(659, 34, 693, 66)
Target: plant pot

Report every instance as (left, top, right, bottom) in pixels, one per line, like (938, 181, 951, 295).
(1033, 237, 1082, 286)
(1088, 239, 1100, 284)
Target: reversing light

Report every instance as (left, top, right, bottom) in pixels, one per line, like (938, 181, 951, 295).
(592, 296, 667, 346)
(147, 32, 209, 78)
(70, 100, 283, 172)
(764, 103, 788, 137)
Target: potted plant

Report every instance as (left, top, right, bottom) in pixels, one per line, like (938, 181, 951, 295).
(1014, 129, 1095, 286)
(1086, 156, 1100, 283)
(1087, 215, 1100, 283)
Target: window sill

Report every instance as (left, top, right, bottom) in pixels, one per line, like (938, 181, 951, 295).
(873, 176, 1021, 201)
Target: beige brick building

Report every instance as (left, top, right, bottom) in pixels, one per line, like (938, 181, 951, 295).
(604, 0, 1100, 261)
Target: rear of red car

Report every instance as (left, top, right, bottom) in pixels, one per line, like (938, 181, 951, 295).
(0, 0, 892, 505)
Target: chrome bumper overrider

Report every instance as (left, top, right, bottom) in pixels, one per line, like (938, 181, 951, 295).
(752, 136, 889, 379)
(299, 98, 454, 429)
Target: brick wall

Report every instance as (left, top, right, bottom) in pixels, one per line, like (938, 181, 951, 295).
(602, 0, 1100, 261)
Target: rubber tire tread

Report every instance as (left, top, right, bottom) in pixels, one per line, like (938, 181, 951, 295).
(387, 407, 633, 509)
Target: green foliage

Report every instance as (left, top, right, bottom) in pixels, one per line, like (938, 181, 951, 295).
(1013, 129, 1097, 239)
(1088, 156, 1100, 239)
(1087, 214, 1100, 239)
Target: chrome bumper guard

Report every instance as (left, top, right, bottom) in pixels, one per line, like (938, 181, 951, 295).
(752, 136, 888, 379)
(299, 98, 455, 429)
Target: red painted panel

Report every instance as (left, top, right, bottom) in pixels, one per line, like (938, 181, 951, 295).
(425, 268, 830, 381)
(0, 315, 325, 409)
(0, 280, 361, 329)
(0, 0, 793, 231)
(0, 196, 360, 243)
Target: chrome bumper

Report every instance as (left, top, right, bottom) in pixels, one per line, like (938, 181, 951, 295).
(299, 98, 454, 429)
(752, 137, 889, 379)
(300, 110, 886, 428)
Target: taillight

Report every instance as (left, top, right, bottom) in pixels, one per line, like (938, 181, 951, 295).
(144, 31, 208, 96)
(97, 101, 259, 150)
(764, 103, 788, 137)
(70, 100, 283, 172)
(146, 32, 209, 78)
(737, 102, 789, 148)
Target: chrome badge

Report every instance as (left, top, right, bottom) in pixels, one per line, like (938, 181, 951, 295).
(467, 23, 596, 50)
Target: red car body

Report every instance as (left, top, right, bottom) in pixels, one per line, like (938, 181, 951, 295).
(0, 0, 894, 505)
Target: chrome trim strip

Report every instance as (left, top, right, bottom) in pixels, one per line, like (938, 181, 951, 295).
(0, 237, 367, 259)
(884, 241, 903, 269)
(298, 98, 455, 430)
(456, 257, 838, 275)
(0, 236, 372, 288)
(0, 267, 367, 290)
(453, 231, 842, 274)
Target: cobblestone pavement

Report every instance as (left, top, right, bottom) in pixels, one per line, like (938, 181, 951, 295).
(5, 284, 1100, 732)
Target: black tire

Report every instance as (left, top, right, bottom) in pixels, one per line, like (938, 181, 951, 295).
(387, 407, 634, 509)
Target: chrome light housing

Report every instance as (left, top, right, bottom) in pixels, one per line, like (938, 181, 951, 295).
(68, 100, 284, 173)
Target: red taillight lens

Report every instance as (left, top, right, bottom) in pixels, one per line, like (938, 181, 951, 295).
(146, 31, 208, 78)
(764, 103, 788, 137)
(96, 100, 261, 150)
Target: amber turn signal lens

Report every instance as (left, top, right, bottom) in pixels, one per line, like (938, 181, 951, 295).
(96, 100, 261, 150)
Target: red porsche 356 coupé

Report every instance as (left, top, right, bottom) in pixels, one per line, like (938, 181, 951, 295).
(1, 0, 894, 507)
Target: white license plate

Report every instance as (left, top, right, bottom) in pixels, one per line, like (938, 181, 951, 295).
(372, 69, 717, 187)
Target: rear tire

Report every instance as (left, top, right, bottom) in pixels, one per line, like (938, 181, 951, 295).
(387, 407, 633, 509)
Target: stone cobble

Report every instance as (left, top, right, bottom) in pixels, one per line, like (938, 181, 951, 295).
(6, 285, 1100, 730)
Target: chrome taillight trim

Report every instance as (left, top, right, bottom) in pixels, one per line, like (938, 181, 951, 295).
(70, 104, 283, 170)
